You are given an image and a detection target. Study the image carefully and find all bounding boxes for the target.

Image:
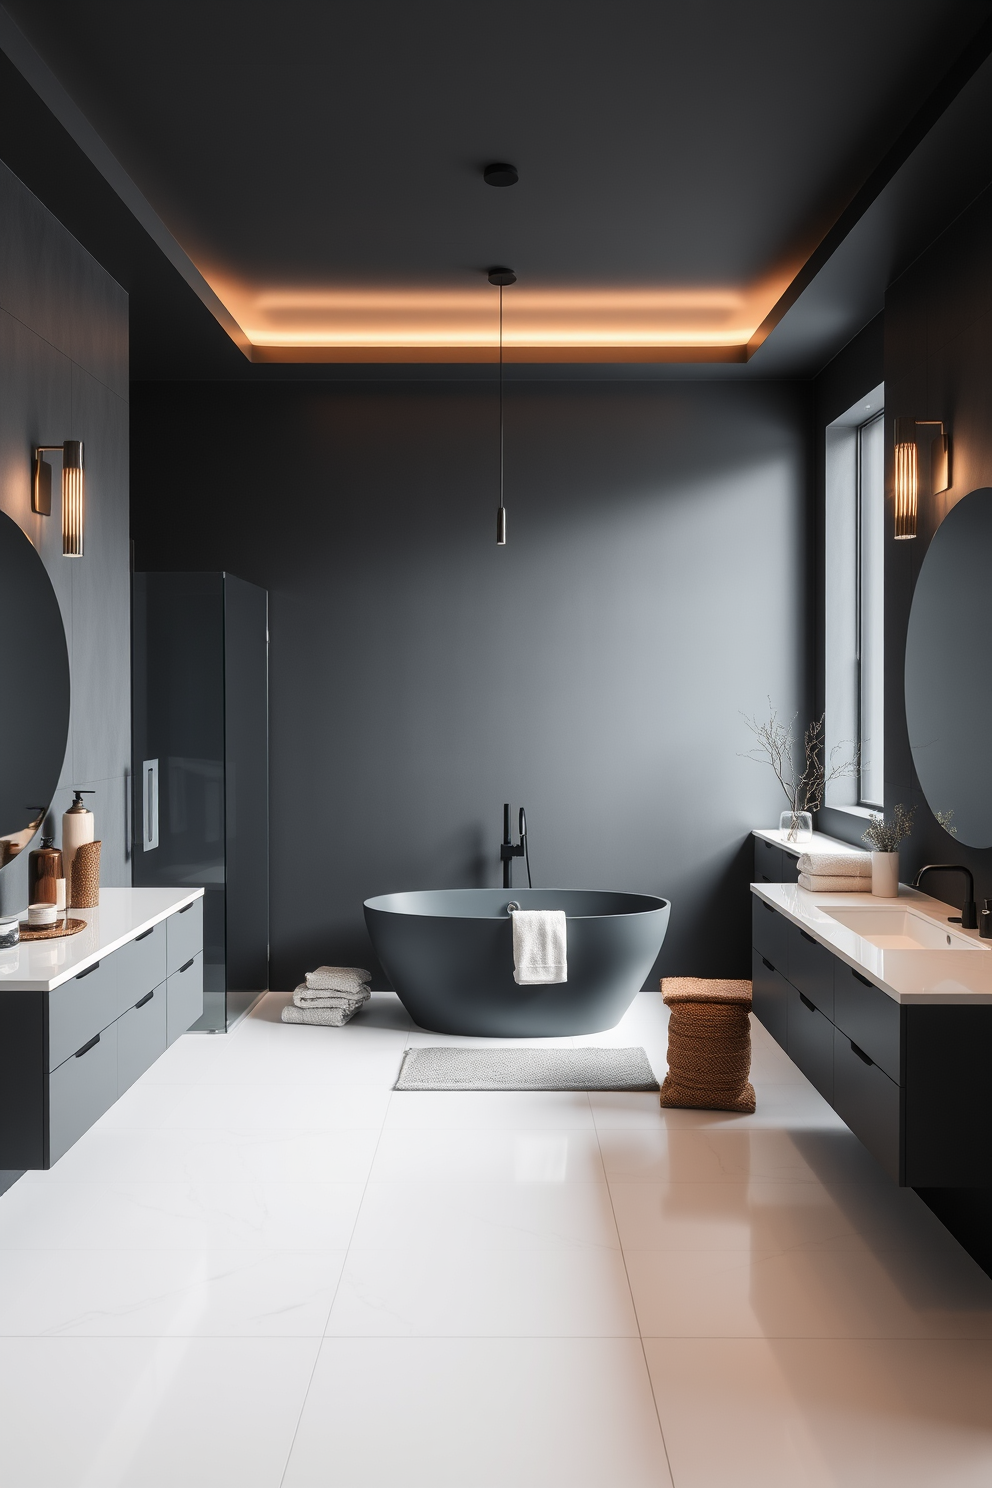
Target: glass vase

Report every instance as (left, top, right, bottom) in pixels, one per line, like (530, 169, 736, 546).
(779, 810, 813, 844)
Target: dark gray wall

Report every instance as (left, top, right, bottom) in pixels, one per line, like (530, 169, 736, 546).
(0, 158, 131, 907)
(131, 378, 813, 991)
(0, 157, 130, 1197)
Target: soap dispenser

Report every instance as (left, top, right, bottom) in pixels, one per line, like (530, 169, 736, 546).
(62, 790, 95, 890)
(981, 900, 992, 939)
(28, 836, 64, 908)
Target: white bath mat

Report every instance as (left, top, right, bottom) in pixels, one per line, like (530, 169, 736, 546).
(393, 1045, 659, 1092)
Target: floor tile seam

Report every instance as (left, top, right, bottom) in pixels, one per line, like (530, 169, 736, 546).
(591, 1098, 677, 1487)
(276, 1088, 394, 1488)
(318, 1333, 651, 1345)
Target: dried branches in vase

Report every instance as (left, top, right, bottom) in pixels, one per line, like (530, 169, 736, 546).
(741, 704, 860, 843)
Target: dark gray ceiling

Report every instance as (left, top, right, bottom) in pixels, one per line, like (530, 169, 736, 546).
(3, 0, 992, 374)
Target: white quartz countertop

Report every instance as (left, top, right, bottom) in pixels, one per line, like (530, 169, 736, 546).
(752, 827, 869, 860)
(0, 886, 204, 992)
(751, 880, 992, 1005)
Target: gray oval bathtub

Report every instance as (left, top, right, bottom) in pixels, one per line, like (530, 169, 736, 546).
(364, 888, 670, 1036)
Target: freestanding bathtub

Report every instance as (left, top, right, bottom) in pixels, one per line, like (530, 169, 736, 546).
(364, 888, 670, 1036)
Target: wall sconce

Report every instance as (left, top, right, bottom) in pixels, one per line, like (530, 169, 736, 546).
(33, 441, 84, 556)
(893, 417, 949, 540)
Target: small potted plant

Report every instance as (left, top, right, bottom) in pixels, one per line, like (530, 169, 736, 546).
(862, 804, 915, 897)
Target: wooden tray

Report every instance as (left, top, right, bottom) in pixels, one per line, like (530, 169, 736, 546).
(18, 917, 87, 941)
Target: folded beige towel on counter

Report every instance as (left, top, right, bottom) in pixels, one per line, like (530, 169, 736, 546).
(304, 965, 371, 994)
(282, 1003, 359, 1027)
(798, 873, 872, 893)
(798, 852, 870, 878)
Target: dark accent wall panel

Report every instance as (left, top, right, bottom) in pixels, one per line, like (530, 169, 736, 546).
(131, 380, 812, 990)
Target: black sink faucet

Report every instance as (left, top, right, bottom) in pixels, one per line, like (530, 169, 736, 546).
(912, 863, 978, 929)
(500, 804, 531, 889)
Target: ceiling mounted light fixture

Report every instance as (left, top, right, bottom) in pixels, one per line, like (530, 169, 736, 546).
(32, 440, 85, 556)
(893, 417, 950, 540)
(489, 268, 516, 546)
(483, 162, 518, 188)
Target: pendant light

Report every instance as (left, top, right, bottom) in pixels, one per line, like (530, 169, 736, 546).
(489, 266, 516, 545)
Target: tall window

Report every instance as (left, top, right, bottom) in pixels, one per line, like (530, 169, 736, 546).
(825, 384, 884, 812)
(857, 412, 884, 806)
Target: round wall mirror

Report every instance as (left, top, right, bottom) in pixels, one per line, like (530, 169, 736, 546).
(905, 487, 992, 847)
(0, 511, 70, 867)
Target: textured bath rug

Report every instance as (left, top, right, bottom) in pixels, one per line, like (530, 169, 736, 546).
(394, 1045, 659, 1092)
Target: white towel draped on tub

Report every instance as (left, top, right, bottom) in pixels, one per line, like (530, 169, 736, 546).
(510, 908, 567, 985)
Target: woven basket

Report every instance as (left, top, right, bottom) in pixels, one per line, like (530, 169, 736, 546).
(659, 977, 755, 1113)
(70, 839, 101, 909)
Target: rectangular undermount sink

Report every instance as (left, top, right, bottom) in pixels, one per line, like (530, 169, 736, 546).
(824, 907, 987, 951)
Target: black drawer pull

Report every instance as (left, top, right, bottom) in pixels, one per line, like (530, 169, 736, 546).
(799, 992, 816, 1012)
(76, 961, 101, 980)
(853, 971, 873, 988)
(760, 875, 771, 882)
(761, 902, 775, 914)
(850, 1040, 873, 1066)
(800, 930, 817, 944)
(762, 957, 774, 971)
(136, 928, 154, 942)
(135, 990, 154, 1009)
(179, 902, 194, 914)
(178, 957, 195, 974)
(74, 1032, 100, 1058)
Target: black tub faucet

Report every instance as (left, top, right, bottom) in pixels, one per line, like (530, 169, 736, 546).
(913, 863, 978, 929)
(500, 804, 531, 889)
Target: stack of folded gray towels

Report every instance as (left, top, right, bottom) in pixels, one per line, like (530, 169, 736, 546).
(281, 966, 372, 1026)
(797, 852, 871, 893)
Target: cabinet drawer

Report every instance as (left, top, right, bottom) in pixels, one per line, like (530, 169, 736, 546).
(167, 952, 203, 1044)
(754, 838, 784, 883)
(49, 1021, 118, 1166)
(117, 986, 168, 1095)
(115, 922, 167, 1016)
(787, 924, 835, 1019)
(833, 960, 901, 1083)
(49, 958, 118, 1072)
(778, 851, 801, 884)
(787, 985, 833, 1102)
(167, 898, 203, 976)
(833, 1025, 901, 1182)
(751, 896, 789, 973)
(751, 947, 789, 1047)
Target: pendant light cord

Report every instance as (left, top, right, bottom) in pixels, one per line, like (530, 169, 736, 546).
(499, 283, 504, 509)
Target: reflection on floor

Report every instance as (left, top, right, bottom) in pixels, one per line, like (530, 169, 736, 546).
(0, 991, 991, 1486)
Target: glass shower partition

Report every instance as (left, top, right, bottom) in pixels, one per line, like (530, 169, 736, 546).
(131, 571, 269, 1031)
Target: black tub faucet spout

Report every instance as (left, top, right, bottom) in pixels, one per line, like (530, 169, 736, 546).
(913, 863, 978, 929)
(500, 804, 531, 889)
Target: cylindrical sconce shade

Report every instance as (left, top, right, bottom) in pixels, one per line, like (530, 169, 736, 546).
(893, 418, 917, 540)
(496, 505, 506, 546)
(61, 440, 83, 556)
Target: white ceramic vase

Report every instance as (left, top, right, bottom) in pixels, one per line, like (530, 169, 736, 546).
(871, 851, 899, 898)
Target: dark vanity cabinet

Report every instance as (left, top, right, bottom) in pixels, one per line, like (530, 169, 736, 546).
(753, 837, 800, 884)
(751, 893, 992, 1186)
(0, 897, 203, 1170)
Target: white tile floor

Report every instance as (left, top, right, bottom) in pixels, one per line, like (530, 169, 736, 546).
(2, 992, 992, 1485)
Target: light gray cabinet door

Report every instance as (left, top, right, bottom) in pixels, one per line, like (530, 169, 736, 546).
(167, 952, 203, 1045)
(49, 1021, 118, 1165)
(117, 986, 168, 1094)
(49, 958, 118, 1071)
(115, 922, 168, 1017)
(167, 899, 203, 977)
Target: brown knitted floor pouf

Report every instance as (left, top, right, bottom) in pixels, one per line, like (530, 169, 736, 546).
(659, 977, 755, 1113)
